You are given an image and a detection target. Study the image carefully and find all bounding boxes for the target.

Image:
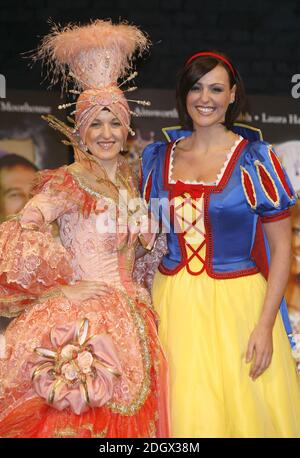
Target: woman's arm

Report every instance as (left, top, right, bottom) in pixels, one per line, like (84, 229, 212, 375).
(246, 217, 292, 380)
(20, 191, 76, 229)
(259, 217, 292, 328)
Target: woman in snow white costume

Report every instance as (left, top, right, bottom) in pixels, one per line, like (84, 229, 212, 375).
(141, 51, 300, 437)
(0, 20, 170, 438)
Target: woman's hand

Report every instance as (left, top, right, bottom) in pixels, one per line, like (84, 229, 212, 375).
(245, 323, 273, 380)
(60, 281, 110, 302)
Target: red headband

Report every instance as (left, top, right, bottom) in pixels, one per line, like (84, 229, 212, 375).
(186, 52, 236, 77)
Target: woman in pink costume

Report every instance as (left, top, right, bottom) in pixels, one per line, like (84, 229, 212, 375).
(0, 20, 169, 438)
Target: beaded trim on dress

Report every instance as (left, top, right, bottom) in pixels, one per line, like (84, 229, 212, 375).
(168, 135, 244, 185)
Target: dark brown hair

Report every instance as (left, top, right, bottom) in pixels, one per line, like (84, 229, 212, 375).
(176, 50, 246, 130)
(0, 154, 38, 172)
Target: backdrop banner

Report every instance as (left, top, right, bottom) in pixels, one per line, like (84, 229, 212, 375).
(0, 89, 68, 169)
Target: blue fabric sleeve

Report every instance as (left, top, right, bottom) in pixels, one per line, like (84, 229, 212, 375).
(141, 142, 164, 201)
(241, 141, 297, 219)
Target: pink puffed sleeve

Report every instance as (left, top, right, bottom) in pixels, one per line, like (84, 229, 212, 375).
(0, 166, 97, 318)
(20, 165, 96, 228)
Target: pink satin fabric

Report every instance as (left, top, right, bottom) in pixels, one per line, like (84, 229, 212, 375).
(30, 319, 122, 415)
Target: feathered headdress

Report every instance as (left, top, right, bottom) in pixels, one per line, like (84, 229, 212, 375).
(34, 20, 150, 143)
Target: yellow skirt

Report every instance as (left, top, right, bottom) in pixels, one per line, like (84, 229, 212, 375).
(153, 268, 300, 438)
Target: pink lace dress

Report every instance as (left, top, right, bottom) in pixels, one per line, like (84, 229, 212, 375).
(0, 164, 169, 438)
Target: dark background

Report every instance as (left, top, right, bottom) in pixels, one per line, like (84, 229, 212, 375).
(1, 0, 300, 97)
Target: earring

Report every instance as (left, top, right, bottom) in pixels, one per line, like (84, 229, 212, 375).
(79, 139, 88, 152)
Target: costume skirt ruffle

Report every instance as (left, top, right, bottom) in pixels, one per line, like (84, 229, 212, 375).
(0, 288, 170, 438)
(152, 268, 300, 438)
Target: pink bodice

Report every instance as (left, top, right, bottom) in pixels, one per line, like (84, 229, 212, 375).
(59, 200, 126, 285)
(18, 170, 136, 288)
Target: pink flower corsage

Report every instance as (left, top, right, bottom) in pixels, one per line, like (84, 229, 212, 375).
(31, 318, 122, 414)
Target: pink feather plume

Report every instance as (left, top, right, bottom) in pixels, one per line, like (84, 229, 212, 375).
(33, 19, 150, 90)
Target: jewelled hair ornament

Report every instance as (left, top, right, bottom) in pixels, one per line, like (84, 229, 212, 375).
(33, 19, 151, 144)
